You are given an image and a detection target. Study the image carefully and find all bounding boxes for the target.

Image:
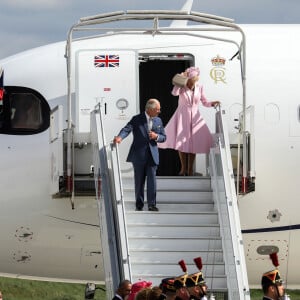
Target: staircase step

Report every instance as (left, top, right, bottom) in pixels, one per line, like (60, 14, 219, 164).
(126, 212, 219, 225)
(125, 203, 214, 212)
(127, 224, 220, 238)
(121, 176, 211, 191)
(131, 263, 225, 277)
(128, 250, 224, 264)
(123, 191, 213, 203)
(157, 177, 211, 190)
(128, 238, 222, 251)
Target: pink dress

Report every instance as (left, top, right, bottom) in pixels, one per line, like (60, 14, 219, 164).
(159, 84, 213, 154)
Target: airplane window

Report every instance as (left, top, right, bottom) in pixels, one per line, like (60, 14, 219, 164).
(10, 93, 43, 130)
(0, 86, 50, 135)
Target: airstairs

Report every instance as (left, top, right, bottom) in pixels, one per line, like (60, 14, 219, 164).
(58, 8, 254, 298)
(90, 104, 250, 300)
(123, 176, 226, 289)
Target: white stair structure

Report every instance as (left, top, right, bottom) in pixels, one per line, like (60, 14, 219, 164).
(124, 176, 226, 290)
(90, 105, 250, 300)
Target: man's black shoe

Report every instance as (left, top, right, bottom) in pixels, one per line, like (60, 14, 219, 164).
(148, 206, 159, 212)
(135, 207, 143, 211)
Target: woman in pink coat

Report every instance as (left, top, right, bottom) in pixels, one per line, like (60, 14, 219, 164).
(159, 67, 220, 176)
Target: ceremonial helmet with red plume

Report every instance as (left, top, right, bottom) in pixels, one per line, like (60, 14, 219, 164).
(185, 257, 206, 287)
(261, 252, 283, 289)
(174, 259, 188, 289)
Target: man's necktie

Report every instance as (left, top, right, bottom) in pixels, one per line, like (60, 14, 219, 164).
(148, 117, 153, 131)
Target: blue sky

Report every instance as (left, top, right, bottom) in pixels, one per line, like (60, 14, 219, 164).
(0, 0, 299, 59)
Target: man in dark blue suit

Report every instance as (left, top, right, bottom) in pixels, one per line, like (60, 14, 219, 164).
(113, 99, 166, 211)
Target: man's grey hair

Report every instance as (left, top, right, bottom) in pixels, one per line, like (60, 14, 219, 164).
(145, 98, 159, 110)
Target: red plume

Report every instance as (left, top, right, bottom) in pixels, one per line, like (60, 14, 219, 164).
(178, 260, 187, 273)
(270, 252, 279, 267)
(194, 257, 203, 270)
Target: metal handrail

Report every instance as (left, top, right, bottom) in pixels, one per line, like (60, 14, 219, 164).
(90, 103, 132, 296)
(210, 108, 250, 299)
(110, 142, 132, 281)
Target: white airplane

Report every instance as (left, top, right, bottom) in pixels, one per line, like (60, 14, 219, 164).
(0, 0, 300, 292)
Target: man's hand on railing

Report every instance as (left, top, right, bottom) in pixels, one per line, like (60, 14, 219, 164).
(113, 136, 122, 144)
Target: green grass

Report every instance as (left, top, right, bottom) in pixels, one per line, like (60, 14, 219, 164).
(0, 277, 299, 299)
(250, 289, 300, 299)
(0, 277, 105, 300)
(249, 289, 265, 299)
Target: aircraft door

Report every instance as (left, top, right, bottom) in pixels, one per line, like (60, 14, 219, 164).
(76, 50, 138, 172)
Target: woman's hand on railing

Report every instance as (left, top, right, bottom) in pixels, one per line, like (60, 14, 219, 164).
(211, 101, 221, 110)
(211, 101, 221, 108)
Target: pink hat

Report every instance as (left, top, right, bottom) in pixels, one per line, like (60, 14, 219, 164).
(128, 280, 152, 300)
(186, 67, 200, 79)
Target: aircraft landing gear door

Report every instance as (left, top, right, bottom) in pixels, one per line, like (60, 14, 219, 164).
(76, 50, 138, 172)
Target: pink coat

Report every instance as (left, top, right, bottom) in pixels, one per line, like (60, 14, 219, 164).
(159, 84, 213, 154)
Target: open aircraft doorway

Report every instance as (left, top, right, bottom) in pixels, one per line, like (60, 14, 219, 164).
(139, 54, 192, 176)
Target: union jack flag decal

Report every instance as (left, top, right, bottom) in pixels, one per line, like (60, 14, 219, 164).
(94, 55, 120, 68)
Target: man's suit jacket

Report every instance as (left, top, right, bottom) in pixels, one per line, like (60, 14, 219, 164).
(117, 112, 166, 165)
